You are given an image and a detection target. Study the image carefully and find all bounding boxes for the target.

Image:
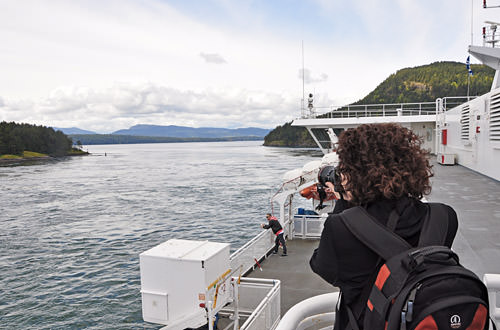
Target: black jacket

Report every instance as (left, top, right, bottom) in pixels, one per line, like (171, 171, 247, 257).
(309, 196, 458, 329)
(263, 218, 283, 234)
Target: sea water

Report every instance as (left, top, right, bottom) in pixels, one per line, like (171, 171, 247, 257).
(0, 141, 320, 329)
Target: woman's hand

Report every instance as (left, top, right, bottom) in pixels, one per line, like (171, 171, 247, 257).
(324, 182, 341, 200)
(324, 179, 352, 201)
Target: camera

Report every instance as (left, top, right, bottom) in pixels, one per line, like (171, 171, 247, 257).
(318, 165, 344, 193)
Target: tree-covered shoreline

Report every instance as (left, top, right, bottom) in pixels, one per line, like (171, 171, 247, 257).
(0, 121, 85, 160)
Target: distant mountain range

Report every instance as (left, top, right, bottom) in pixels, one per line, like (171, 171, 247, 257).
(112, 124, 270, 138)
(54, 127, 97, 135)
(56, 124, 270, 138)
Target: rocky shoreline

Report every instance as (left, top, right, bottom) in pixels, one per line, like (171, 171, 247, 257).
(0, 156, 53, 165)
(0, 153, 89, 166)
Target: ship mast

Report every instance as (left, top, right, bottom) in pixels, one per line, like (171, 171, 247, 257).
(301, 41, 305, 118)
(468, 2, 500, 91)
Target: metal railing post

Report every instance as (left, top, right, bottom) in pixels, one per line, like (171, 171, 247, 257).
(302, 217, 306, 239)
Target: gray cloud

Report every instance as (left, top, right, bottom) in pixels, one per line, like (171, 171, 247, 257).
(200, 52, 227, 64)
(298, 68, 328, 84)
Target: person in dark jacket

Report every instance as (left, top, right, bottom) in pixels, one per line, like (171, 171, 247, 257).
(261, 213, 288, 256)
(309, 123, 458, 329)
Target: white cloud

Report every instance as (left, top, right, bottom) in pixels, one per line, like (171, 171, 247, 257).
(200, 53, 228, 64)
(0, 83, 302, 133)
(299, 68, 328, 84)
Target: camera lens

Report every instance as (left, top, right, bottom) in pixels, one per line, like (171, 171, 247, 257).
(318, 165, 336, 186)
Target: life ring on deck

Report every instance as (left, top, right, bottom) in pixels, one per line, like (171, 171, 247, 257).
(300, 184, 337, 201)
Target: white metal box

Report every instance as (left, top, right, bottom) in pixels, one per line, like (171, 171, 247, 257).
(437, 153, 455, 165)
(140, 239, 230, 327)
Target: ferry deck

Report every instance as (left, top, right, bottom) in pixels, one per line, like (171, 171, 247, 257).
(249, 159, 500, 317)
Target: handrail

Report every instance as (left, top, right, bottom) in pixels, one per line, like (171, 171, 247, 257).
(230, 229, 273, 275)
(231, 229, 269, 262)
(275, 292, 339, 330)
(483, 274, 500, 327)
(300, 97, 478, 119)
(230, 219, 291, 276)
(239, 277, 281, 330)
(274, 275, 500, 330)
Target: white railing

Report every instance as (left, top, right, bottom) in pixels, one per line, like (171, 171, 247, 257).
(219, 277, 281, 330)
(302, 102, 436, 119)
(484, 274, 500, 327)
(301, 97, 477, 120)
(239, 278, 281, 330)
(275, 292, 338, 330)
(230, 218, 293, 275)
(230, 230, 275, 275)
(483, 28, 499, 48)
(293, 215, 326, 239)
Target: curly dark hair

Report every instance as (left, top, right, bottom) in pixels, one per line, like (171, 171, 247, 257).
(336, 123, 433, 205)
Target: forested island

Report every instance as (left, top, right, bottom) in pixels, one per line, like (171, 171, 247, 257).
(0, 122, 86, 162)
(264, 61, 495, 147)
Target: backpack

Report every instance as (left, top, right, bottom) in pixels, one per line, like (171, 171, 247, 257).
(339, 203, 494, 330)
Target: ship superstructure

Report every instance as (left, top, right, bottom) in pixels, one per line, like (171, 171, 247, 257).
(293, 22, 500, 182)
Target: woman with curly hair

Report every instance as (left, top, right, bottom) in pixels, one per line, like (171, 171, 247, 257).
(309, 123, 458, 329)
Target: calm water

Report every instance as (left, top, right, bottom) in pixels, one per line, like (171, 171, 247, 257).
(0, 141, 320, 329)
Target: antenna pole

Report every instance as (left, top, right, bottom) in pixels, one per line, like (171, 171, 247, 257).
(467, 74, 471, 98)
(471, 0, 474, 45)
(302, 40, 305, 118)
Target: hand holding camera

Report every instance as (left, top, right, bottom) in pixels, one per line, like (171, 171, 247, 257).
(318, 165, 351, 201)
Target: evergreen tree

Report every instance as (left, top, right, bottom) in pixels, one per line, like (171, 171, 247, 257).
(0, 121, 73, 157)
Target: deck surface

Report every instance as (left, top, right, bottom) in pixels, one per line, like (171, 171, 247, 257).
(249, 239, 337, 315)
(428, 161, 500, 278)
(247, 160, 500, 317)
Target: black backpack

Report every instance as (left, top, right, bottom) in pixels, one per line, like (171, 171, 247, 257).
(339, 203, 494, 330)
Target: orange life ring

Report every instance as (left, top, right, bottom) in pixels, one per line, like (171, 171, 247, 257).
(300, 184, 337, 201)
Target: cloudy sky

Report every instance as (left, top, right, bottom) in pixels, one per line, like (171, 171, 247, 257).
(0, 0, 498, 133)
